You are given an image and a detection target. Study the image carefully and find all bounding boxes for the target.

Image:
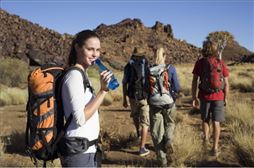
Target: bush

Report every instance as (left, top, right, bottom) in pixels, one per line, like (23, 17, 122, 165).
(0, 58, 29, 88)
(0, 84, 28, 106)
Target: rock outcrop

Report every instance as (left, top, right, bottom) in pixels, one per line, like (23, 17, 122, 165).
(0, 9, 73, 66)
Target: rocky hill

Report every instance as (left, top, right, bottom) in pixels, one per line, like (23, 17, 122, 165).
(95, 19, 201, 69)
(0, 9, 252, 69)
(0, 9, 73, 66)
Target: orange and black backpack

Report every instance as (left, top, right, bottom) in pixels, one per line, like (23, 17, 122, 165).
(25, 64, 89, 167)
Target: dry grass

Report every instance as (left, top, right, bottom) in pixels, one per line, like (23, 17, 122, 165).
(229, 120, 254, 166)
(89, 68, 123, 106)
(235, 129, 254, 166)
(226, 95, 254, 125)
(171, 124, 202, 167)
(228, 64, 254, 92)
(175, 64, 194, 96)
(226, 93, 254, 166)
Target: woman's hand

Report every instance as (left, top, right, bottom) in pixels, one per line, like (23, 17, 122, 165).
(100, 70, 112, 92)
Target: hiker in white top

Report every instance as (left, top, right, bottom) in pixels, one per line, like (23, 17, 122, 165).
(62, 70, 99, 152)
(59, 30, 112, 167)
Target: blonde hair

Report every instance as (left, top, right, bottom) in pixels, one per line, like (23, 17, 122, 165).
(155, 47, 166, 65)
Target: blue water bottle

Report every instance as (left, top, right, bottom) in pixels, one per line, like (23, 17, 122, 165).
(95, 59, 119, 90)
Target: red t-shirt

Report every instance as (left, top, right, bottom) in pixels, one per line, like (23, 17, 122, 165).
(192, 57, 229, 101)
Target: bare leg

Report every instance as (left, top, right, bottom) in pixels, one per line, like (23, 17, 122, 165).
(202, 121, 210, 140)
(212, 121, 220, 150)
(140, 126, 148, 148)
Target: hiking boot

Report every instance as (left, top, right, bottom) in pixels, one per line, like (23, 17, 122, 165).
(211, 148, 220, 157)
(139, 147, 150, 157)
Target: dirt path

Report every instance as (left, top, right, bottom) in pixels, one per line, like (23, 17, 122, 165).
(0, 96, 241, 167)
(100, 96, 241, 167)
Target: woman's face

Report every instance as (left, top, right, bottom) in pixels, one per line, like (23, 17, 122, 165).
(76, 37, 101, 68)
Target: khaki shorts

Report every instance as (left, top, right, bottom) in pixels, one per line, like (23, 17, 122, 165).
(129, 98, 150, 127)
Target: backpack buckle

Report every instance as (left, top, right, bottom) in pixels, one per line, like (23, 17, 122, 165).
(81, 139, 88, 150)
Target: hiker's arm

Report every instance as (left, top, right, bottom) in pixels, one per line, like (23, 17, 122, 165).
(84, 71, 111, 120)
(192, 74, 199, 108)
(224, 77, 229, 106)
(122, 65, 129, 108)
(171, 66, 180, 92)
(222, 62, 229, 106)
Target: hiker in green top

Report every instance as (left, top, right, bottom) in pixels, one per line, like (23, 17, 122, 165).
(148, 47, 180, 167)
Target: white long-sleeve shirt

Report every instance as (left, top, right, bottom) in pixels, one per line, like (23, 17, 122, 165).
(61, 69, 99, 153)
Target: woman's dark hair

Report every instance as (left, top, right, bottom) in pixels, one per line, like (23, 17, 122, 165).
(68, 30, 99, 66)
(202, 40, 218, 58)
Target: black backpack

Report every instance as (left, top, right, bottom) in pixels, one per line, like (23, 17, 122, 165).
(26, 64, 91, 167)
(127, 55, 149, 100)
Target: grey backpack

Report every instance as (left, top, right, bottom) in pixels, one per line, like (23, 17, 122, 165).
(148, 64, 174, 109)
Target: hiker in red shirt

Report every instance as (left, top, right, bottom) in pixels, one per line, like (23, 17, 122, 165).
(192, 40, 229, 157)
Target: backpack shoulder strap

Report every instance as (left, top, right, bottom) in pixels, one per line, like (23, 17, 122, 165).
(65, 66, 95, 94)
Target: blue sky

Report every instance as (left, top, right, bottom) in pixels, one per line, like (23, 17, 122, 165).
(1, 0, 253, 51)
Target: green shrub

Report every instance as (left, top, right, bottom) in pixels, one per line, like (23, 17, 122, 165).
(0, 58, 29, 88)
